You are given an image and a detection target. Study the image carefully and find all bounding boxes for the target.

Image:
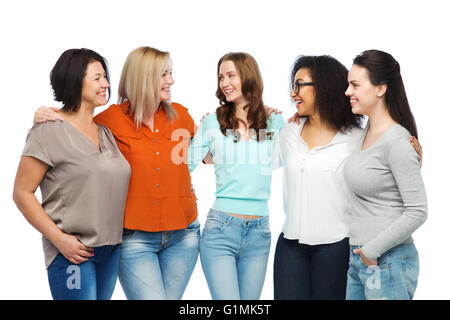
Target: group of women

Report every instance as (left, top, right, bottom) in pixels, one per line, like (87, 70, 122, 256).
(12, 45, 427, 300)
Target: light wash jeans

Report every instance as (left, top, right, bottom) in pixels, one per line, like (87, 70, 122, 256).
(346, 242, 420, 300)
(118, 218, 200, 300)
(47, 245, 120, 300)
(200, 209, 271, 300)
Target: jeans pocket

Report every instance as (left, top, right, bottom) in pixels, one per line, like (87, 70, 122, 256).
(258, 220, 271, 239)
(203, 217, 225, 235)
(363, 264, 395, 300)
(401, 252, 420, 299)
(122, 228, 136, 239)
(187, 218, 200, 231)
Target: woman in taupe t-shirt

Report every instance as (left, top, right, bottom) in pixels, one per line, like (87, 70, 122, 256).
(12, 49, 131, 300)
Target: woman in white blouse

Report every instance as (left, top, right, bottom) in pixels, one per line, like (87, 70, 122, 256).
(272, 55, 421, 300)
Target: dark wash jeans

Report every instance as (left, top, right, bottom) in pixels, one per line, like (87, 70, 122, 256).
(47, 244, 120, 300)
(273, 233, 349, 300)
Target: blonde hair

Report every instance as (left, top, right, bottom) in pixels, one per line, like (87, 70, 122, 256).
(118, 46, 176, 126)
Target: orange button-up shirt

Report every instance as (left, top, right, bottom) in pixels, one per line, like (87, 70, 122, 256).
(94, 101, 198, 232)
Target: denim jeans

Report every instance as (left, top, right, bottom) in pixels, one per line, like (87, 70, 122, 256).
(47, 244, 120, 300)
(346, 242, 420, 300)
(273, 234, 349, 300)
(118, 218, 200, 300)
(199, 209, 271, 300)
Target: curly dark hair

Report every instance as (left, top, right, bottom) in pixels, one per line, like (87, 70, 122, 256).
(290, 55, 364, 132)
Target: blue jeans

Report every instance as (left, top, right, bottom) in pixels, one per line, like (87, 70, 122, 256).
(346, 242, 420, 300)
(274, 234, 349, 300)
(118, 218, 200, 300)
(200, 209, 271, 300)
(47, 244, 120, 300)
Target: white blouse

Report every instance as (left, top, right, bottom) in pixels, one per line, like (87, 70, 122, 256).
(273, 118, 364, 245)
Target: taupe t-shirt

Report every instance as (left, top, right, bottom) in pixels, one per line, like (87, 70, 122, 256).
(22, 121, 131, 269)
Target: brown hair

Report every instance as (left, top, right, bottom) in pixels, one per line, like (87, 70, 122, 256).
(215, 52, 270, 141)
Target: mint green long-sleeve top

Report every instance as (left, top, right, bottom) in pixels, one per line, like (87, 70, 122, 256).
(188, 113, 284, 216)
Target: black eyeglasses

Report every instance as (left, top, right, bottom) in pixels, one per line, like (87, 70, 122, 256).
(291, 81, 314, 94)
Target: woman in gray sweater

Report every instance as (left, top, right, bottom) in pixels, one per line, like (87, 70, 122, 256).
(343, 50, 427, 300)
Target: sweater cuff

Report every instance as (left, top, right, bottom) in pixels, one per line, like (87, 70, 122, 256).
(361, 245, 380, 261)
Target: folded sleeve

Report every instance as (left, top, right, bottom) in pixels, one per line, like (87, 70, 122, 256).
(21, 128, 53, 167)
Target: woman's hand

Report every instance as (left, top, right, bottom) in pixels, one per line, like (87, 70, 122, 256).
(353, 248, 378, 267)
(200, 112, 210, 123)
(265, 106, 282, 116)
(34, 106, 63, 124)
(53, 233, 95, 265)
(194, 113, 210, 135)
(202, 151, 214, 164)
(191, 184, 197, 201)
(13, 156, 93, 265)
(287, 112, 301, 124)
(409, 136, 423, 167)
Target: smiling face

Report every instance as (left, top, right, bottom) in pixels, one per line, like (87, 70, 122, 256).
(81, 61, 109, 108)
(291, 68, 316, 117)
(160, 63, 174, 102)
(345, 64, 386, 116)
(218, 60, 247, 107)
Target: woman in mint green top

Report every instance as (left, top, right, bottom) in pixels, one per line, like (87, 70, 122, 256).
(188, 52, 284, 300)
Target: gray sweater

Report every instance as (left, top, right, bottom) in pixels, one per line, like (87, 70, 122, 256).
(343, 124, 427, 261)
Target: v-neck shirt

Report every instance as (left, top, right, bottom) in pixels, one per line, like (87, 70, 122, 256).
(22, 120, 131, 269)
(273, 117, 364, 245)
(61, 119, 101, 151)
(343, 124, 427, 260)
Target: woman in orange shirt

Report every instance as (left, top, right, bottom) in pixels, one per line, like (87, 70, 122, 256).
(34, 46, 200, 300)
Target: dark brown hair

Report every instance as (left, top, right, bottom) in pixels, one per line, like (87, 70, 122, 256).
(215, 52, 270, 141)
(353, 49, 418, 138)
(50, 48, 110, 112)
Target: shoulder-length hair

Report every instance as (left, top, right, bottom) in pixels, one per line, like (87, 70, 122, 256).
(290, 55, 364, 132)
(118, 46, 176, 127)
(215, 52, 270, 141)
(353, 49, 418, 138)
(50, 48, 111, 113)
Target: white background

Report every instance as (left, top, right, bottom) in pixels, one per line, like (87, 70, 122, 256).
(0, 0, 448, 300)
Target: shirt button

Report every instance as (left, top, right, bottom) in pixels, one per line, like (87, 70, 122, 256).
(156, 184, 160, 188)
(156, 151, 160, 155)
(155, 129, 159, 133)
